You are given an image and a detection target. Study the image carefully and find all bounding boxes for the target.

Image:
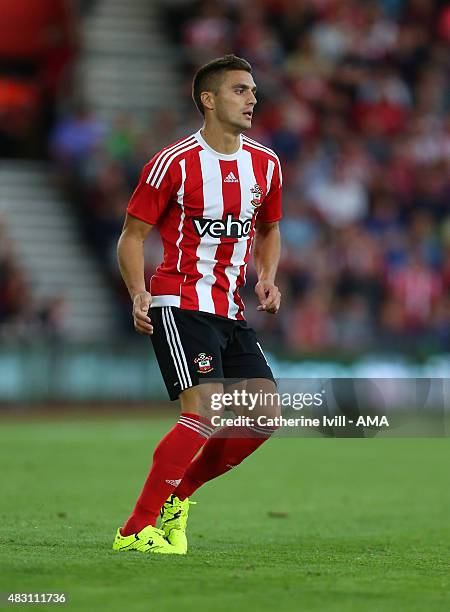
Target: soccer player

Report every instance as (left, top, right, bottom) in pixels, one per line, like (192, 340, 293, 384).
(113, 55, 282, 554)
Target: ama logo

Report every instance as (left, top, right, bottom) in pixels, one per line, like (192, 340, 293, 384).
(193, 214, 252, 239)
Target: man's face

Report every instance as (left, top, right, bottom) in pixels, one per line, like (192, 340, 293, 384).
(208, 70, 257, 131)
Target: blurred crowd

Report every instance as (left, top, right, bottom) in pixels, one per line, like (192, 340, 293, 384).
(4, 0, 450, 356)
(0, 0, 81, 157)
(0, 220, 67, 340)
(0, 0, 87, 338)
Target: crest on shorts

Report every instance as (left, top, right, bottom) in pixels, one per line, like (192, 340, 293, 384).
(194, 352, 214, 374)
(250, 183, 263, 207)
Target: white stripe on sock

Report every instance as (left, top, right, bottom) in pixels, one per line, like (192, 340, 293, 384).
(179, 416, 213, 437)
(178, 420, 210, 438)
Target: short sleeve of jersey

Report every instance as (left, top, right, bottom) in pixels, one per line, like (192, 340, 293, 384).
(258, 158, 283, 224)
(127, 153, 180, 225)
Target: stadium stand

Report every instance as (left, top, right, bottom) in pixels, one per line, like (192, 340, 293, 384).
(79, 0, 182, 126)
(0, 161, 118, 340)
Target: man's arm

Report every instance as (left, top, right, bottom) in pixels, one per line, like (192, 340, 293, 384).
(117, 214, 155, 334)
(253, 220, 281, 314)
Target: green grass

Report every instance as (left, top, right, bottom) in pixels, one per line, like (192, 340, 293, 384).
(0, 417, 449, 611)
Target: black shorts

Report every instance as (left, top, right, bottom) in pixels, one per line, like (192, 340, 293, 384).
(150, 306, 275, 400)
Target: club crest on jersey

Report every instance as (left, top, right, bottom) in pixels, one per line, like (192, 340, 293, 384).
(194, 352, 214, 374)
(250, 184, 263, 207)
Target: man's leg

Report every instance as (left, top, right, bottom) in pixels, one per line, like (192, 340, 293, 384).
(174, 378, 279, 500)
(121, 383, 221, 536)
(174, 423, 276, 500)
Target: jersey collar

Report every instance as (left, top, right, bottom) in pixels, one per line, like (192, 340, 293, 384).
(195, 129, 243, 160)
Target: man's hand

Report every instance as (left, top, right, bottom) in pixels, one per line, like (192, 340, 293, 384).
(255, 280, 281, 314)
(132, 291, 153, 334)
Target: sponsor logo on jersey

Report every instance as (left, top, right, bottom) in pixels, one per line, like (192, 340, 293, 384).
(194, 352, 214, 374)
(193, 214, 252, 238)
(250, 183, 263, 207)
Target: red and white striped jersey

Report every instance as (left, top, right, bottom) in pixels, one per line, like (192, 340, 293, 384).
(127, 130, 282, 320)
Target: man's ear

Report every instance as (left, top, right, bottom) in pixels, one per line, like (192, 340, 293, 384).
(200, 91, 215, 113)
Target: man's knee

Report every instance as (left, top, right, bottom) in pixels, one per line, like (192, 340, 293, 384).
(231, 378, 281, 420)
(180, 382, 224, 420)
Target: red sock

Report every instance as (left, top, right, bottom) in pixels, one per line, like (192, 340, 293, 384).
(174, 423, 276, 501)
(122, 413, 213, 535)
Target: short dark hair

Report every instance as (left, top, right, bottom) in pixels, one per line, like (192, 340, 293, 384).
(192, 54, 252, 116)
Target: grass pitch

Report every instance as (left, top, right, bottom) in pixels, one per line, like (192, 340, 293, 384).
(0, 416, 449, 611)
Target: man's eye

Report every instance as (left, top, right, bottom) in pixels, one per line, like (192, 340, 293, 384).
(235, 89, 244, 94)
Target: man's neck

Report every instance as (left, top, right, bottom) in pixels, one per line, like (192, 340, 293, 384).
(200, 124, 241, 155)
